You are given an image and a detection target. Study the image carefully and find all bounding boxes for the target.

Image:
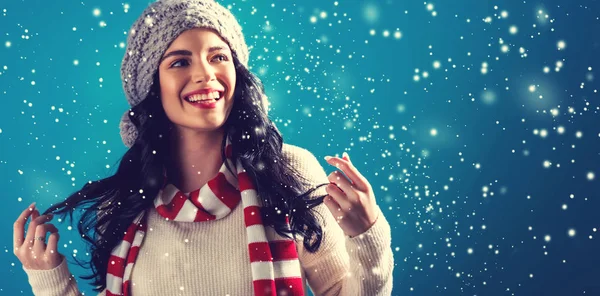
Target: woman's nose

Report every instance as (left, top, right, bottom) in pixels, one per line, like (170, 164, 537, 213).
(191, 61, 215, 83)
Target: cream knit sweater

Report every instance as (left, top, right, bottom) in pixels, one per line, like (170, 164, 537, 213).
(23, 144, 394, 295)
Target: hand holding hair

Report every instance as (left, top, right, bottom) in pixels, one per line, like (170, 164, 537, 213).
(13, 202, 64, 270)
(323, 152, 380, 238)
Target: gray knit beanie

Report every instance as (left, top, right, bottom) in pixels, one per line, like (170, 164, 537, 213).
(119, 0, 254, 148)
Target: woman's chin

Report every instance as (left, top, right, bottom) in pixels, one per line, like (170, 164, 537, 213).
(177, 121, 227, 132)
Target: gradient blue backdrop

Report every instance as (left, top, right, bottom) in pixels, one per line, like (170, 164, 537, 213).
(1, 0, 599, 295)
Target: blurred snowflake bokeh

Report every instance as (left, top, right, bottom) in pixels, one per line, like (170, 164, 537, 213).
(1, 0, 599, 295)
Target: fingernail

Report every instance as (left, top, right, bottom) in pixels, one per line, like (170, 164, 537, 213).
(324, 156, 331, 161)
(343, 152, 349, 159)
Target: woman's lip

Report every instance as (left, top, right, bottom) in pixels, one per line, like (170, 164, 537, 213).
(185, 97, 220, 109)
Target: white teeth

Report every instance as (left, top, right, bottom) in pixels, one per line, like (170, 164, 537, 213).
(186, 91, 222, 102)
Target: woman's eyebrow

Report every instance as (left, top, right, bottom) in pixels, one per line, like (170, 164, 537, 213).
(160, 46, 228, 63)
(160, 49, 191, 63)
(207, 46, 226, 53)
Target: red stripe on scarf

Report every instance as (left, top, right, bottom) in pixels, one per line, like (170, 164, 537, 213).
(155, 191, 186, 220)
(126, 245, 141, 266)
(248, 240, 298, 262)
(193, 204, 217, 221)
(275, 278, 305, 296)
(238, 170, 253, 191)
(135, 220, 147, 233)
(208, 172, 241, 210)
(123, 224, 137, 243)
(123, 281, 132, 296)
(188, 190, 217, 221)
(248, 241, 273, 262)
(253, 279, 276, 296)
(270, 240, 298, 261)
(107, 254, 126, 276)
(253, 278, 305, 296)
(244, 205, 263, 227)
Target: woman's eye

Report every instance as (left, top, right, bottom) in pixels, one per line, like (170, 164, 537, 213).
(212, 54, 228, 62)
(170, 59, 189, 68)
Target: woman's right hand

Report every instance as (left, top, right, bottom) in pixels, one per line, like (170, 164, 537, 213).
(13, 202, 64, 270)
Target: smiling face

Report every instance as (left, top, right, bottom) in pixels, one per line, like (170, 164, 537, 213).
(158, 28, 236, 135)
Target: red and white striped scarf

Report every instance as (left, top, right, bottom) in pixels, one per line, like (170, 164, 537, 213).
(105, 137, 305, 296)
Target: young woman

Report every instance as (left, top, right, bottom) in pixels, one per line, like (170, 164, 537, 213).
(13, 0, 394, 295)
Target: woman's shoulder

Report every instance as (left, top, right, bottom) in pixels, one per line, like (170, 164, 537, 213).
(281, 143, 328, 182)
(281, 143, 319, 166)
(281, 142, 309, 155)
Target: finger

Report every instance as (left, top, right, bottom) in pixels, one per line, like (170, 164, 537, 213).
(30, 209, 40, 233)
(343, 152, 350, 161)
(24, 214, 53, 246)
(325, 156, 369, 191)
(46, 232, 60, 256)
(26, 209, 41, 244)
(13, 202, 36, 250)
(326, 183, 352, 211)
(322, 195, 343, 221)
(31, 208, 40, 221)
(327, 171, 356, 200)
(33, 223, 57, 254)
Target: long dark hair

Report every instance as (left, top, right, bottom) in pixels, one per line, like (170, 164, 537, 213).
(43, 53, 329, 292)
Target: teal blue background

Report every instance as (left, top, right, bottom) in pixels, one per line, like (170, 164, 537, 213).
(1, 0, 599, 295)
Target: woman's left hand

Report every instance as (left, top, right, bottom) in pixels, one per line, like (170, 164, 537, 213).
(323, 152, 379, 238)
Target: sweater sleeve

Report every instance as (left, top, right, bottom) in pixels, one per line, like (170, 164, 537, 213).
(22, 257, 107, 296)
(285, 144, 394, 296)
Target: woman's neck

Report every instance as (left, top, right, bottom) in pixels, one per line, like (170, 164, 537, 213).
(166, 127, 225, 193)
